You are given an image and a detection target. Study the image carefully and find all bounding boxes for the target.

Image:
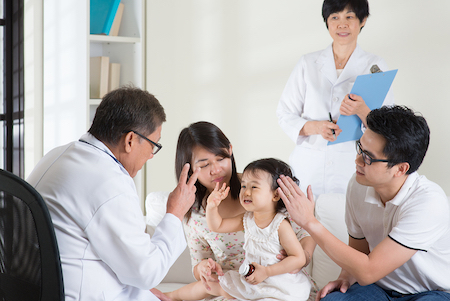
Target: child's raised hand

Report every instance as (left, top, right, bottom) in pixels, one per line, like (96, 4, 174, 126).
(244, 262, 268, 285)
(206, 182, 230, 209)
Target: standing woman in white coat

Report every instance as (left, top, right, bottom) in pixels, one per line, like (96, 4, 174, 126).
(277, 0, 394, 197)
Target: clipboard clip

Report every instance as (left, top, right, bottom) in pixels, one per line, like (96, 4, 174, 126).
(370, 65, 382, 74)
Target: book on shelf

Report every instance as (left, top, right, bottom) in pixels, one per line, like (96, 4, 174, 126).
(90, 0, 121, 35)
(108, 63, 121, 92)
(109, 3, 124, 36)
(90, 56, 110, 99)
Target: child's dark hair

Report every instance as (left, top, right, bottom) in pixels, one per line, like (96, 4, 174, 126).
(243, 158, 299, 212)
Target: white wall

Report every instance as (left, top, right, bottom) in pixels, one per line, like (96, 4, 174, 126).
(42, 0, 88, 154)
(21, 0, 450, 198)
(24, 0, 44, 177)
(145, 0, 450, 196)
(24, 0, 89, 174)
(147, 0, 450, 195)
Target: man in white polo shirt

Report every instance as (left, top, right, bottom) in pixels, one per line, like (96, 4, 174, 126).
(278, 105, 450, 300)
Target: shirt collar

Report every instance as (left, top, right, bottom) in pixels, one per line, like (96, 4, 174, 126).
(317, 43, 363, 85)
(79, 133, 114, 156)
(389, 172, 419, 206)
(78, 133, 128, 175)
(364, 172, 420, 207)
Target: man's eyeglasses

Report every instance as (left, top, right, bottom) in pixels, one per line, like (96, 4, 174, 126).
(123, 130, 162, 155)
(355, 140, 389, 165)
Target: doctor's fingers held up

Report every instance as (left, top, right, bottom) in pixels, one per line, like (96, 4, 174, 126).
(167, 164, 200, 220)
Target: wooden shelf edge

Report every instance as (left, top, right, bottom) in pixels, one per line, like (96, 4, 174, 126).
(88, 98, 102, 106)
(89, 35, 140, 44)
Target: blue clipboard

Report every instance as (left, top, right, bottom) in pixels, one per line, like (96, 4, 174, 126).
(328, 69, 398, 145)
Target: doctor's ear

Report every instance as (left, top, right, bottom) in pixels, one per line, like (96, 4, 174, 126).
(122, 131, 134, 153)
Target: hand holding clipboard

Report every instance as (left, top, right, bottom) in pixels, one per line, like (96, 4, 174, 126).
(328, 68, 398, 145)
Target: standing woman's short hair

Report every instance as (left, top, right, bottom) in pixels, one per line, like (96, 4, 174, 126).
(89, 86, 166, 145)
(322, 0, 370, 28)
(175, 121, 241, 220)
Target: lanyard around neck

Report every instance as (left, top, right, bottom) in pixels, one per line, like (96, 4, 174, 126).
(78, 139, 124, 168)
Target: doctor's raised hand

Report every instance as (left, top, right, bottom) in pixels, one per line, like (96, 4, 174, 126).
(167, 163, 200, 221)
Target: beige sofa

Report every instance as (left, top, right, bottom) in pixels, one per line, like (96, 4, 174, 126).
(146, 192, 349, 293)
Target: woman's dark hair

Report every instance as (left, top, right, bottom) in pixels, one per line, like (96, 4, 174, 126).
(175, 121, 241, 220)
(322, 0, 370, 29)
(243, 158, 299, 213)
(366, 105, 430, 174)
(89, 86, 166, 145)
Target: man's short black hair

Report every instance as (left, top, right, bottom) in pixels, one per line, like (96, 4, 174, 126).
(366, 105, 430, 174)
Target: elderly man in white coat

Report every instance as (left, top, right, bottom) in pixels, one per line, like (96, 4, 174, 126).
(27, 86, 200, 301)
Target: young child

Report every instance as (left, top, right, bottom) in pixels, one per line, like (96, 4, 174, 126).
(160, 158, 311, 301)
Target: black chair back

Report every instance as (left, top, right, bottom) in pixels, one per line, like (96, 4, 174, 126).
(0, 169, 64, 301)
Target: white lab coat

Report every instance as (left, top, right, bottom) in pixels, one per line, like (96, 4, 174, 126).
(27, 133, 185, 301)
(277, 44, 394, 196)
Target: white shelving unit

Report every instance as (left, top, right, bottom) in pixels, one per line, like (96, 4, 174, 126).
(88, 0, 146, 127)
(88, 0, 147, 206)
(43, 0, 146, 149)
(43, 0, 147, 206)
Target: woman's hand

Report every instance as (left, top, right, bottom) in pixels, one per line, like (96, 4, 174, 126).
(340, 94, 370, 126)
(195, 258, 224, 291)
(244, 262, 268, 285)
(276, 249, 302, 274)
(206, 182, 230, 209)
(300, 120, 341, 142)
(276, 249, 311, 273)
(320, 120, 341, 142)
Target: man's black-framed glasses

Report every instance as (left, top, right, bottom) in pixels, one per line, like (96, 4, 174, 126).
(124, 130, 162, 155)
(355, 140, 389, 165)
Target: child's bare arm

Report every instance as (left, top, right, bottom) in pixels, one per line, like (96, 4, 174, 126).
(268, 219, 306, 274)
(205, 183, 244, 233)
(246, 219, 306, 284)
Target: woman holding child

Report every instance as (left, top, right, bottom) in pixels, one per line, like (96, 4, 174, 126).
(163, 158, 312, 301)
(174, 121, 317, 300)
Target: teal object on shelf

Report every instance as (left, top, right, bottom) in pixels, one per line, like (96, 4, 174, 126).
(90, 0, 121, 35)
